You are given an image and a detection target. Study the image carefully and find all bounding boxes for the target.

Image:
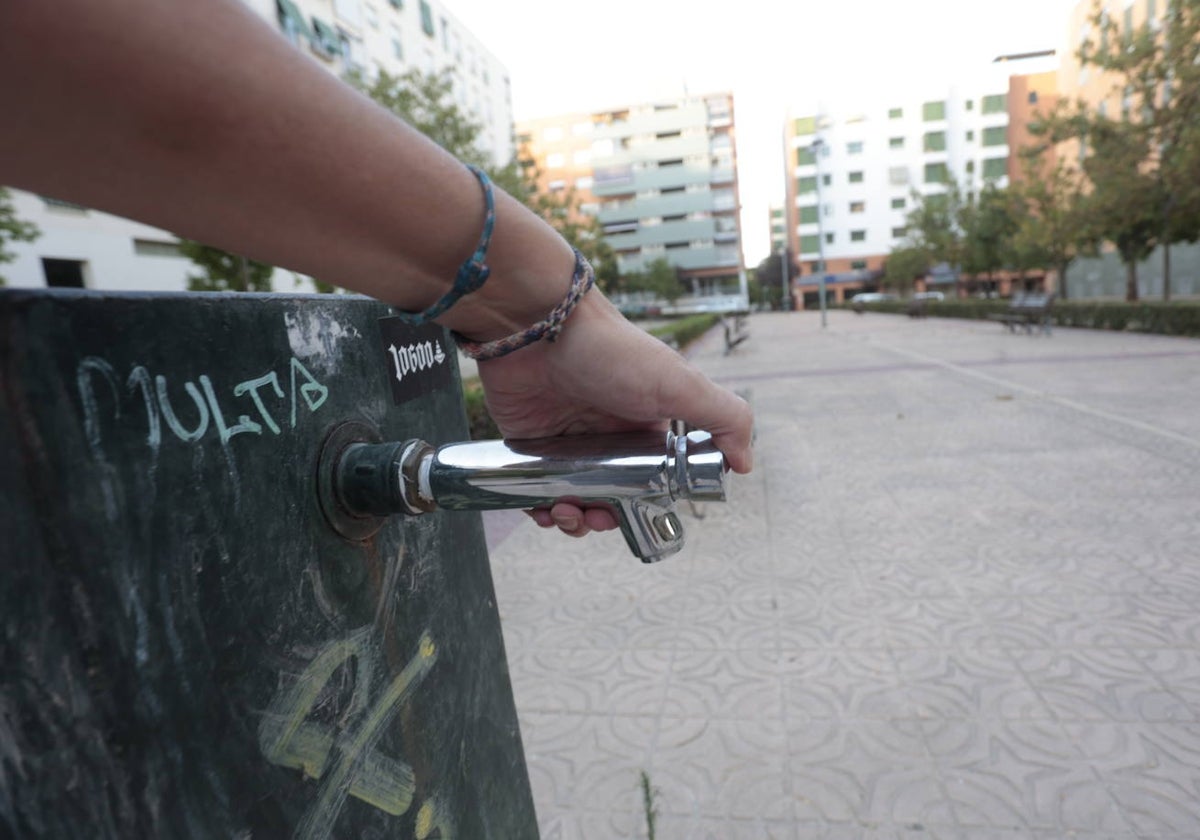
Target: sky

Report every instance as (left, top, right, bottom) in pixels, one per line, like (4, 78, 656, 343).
(446, 0, 1079, 266)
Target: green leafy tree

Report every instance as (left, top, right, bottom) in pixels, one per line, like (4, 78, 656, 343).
(904, 178, 968, 275)
(882, 245, 931, 295)
(896, 178, 968, 294)
(0, 187, 40, 285)
(752, 251, 793, 310)
(1008, 143, 1090, 298)
(623, 258, 686, 304)
(959, 183, 1019, 292)
(179, 240, 275, 292)
(1081, 116, 1164, 301)
(1078, 0, 1200, 299)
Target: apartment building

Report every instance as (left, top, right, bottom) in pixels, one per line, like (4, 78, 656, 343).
(3, 0, 512, 291)
(518, 93, 746, 293)
(781, 53, 1056, 307)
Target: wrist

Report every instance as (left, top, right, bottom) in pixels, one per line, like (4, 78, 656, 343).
(436, 190, 577, 344)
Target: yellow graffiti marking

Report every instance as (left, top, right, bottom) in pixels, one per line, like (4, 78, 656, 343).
(258, 628, 442, 838)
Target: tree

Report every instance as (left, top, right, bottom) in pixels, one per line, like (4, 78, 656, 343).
(752, 251, 793, 310)
(959, 183, 1019, 292)
(882, 245, 930, 295)
(904, 178, 968, 275)
(1078, 0, 1200, 299)
(623, 258, 685, 304)
(1008, 144, 1090, 299)
(0, 187, 40, 285)
(179, 240, 275, 292)
(1080, 115, 1164, 301)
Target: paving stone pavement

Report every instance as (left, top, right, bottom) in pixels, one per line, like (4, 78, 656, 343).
(483, 310, 1200, 840)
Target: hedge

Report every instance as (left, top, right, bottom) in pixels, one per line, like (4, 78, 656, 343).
(648, 313, 721, 350)
(846, 299, 1200, 338)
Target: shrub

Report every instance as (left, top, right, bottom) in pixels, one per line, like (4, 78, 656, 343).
(843, 298, 1200, 338)
(648, 313, 721, 350)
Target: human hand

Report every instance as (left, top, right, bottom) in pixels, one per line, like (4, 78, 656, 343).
(475, 291, 753, 538)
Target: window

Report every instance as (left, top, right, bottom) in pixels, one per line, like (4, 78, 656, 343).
(850, 230, 867, 242)
(982, 126, 1007, 146)
(657, 130, 682, 140)
(576, 176, 593, 190)
(799, 234, 820, 253)
(850, 201, 865, 213)
(797, 176, 817, 193)
(547, 179, 566, 192)
(1028, 91, 1039, 104)
(966, 160, 976, 174)
(982, 157, 1007, 179)
(922, 101, 946, 121)
(848, 171, 864, 183)
(888, 166, 909, 186)
(277, 0, 314, 44)
(419, 0, 434, 36)
(391, 36, 403, 59)
(658, 158, 683, 168)
(965, 99, 974, 110)
(966, 130, 975, 141)
(822, 174, 832, 186)
(573, 150, 591, 166)
(42, 258, 87, 288)
(923, 131, 946, 152)
(981, 93, 1006, 114)
(924, 162, 948, 183)
(851, 260, 867, 269)
(133, 239, 183, 257)
(545, 153, 565, 168)
(793, 116, 817, 135)
(847, 141, 864, 154)
(889, 136, 904, 149)
(891, 227, 907, 238)
(798, 205, 818, 224)
(891, 197, 906, 209)
(796, 147, 815, 166)
(825, 232, 834, 244)
(310, 17, 342, 56)
(888, 107, 903, 119)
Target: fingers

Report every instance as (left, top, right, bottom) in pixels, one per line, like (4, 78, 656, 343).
(664, 370, 755, 474)
(526, 502, 620, 538)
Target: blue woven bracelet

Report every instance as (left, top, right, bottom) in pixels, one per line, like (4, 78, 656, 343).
(393, 163, 495, 325)
(454, 249, 595, 362)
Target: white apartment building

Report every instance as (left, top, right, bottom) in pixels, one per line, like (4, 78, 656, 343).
(3, 0, 513, 291)
(781, 53, 1056, 305)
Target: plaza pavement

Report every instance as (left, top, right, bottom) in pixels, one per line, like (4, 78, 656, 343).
(483, 309, 1200, 840)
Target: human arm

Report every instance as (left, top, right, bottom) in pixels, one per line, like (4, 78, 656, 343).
(0, 0, 753, 536)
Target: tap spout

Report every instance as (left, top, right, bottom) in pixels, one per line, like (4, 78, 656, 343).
(335, 430, 726, 563)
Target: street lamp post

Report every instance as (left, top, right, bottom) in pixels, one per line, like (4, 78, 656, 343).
(811, 137, 828, 328)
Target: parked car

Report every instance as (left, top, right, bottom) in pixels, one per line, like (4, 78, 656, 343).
(850, 292, 897, 303)
(912, 291, 945, 302)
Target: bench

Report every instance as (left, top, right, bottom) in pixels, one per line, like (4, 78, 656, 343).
(988, 292, 1055, 335)
(722, 313, 749, 355)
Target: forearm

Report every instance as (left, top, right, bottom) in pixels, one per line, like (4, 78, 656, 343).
(0, 0, 572, 340)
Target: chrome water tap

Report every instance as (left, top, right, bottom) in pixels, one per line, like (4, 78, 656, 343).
(331, 429, 727, 562)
